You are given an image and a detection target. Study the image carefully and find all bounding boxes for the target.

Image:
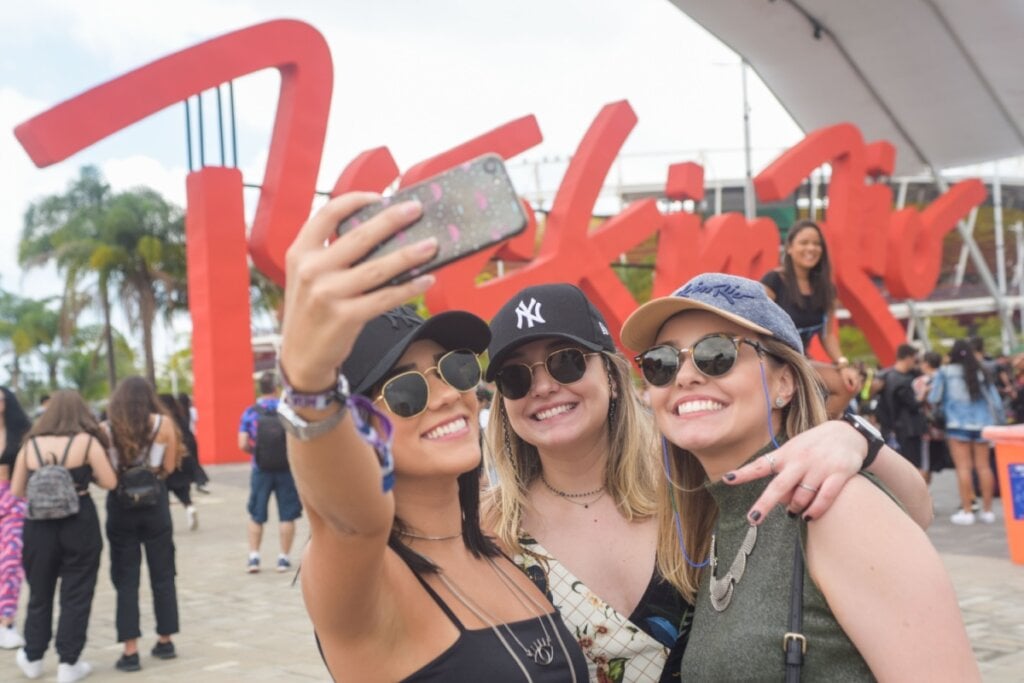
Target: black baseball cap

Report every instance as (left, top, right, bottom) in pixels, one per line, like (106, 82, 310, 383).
(342, 305, 491, 396)
(485, 283, 617, 381)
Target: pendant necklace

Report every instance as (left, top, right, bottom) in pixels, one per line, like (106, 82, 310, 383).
(540, 473, 606, 509)
(708, 524, 758, 612)
(420, 552, 578, 683)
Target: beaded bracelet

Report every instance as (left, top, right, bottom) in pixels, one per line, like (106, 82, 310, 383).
(348, 394, 395, 493)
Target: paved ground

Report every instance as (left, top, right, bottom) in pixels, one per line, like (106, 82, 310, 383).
(0, 464, 1020, 682)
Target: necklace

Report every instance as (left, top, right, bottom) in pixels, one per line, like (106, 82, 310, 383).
(423, 554, 578, 683)
(539, 473, 604, 498)
(708, 524, 758, 612)
(398, 530, 462, 541)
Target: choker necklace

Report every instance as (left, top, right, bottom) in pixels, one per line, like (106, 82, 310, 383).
(708, 524, 758, 611)
(418, 553, 578, 683)
(398, 530, 462, 541)
(540, 474, 606, 509)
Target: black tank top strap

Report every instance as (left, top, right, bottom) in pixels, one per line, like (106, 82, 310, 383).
(58, 433, 76, 466)
(30, 438, 45, 468)
(408, 567, 466, 632)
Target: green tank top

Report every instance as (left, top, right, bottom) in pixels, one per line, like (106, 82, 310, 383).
(680, 451, 876, 681)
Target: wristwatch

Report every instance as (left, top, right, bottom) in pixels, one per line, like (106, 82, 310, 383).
(277, 397, 348, 441)
(842, 413, 884, 469)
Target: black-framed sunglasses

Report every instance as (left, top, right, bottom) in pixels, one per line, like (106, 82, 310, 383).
(374, 349, 481, 418)
(635, 333, 765, 387)
(494, 347, 602, 400)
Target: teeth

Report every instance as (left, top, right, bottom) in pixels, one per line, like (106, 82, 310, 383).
(533, 404, 575, 421)
(424, 417, 468, 440)
(676, 400, 724, 415)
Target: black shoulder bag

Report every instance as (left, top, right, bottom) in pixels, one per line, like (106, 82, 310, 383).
(116, 416, 164, 509)
(783, 539, 806, 682)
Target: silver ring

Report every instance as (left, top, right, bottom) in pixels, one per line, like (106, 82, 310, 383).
(798, 483, 819, 493)
(763, 453, 777, 475)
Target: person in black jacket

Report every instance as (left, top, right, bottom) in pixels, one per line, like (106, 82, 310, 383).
(878, 345, 928, 478)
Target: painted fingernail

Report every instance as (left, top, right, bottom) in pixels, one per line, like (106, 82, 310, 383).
(411, 274, 436, 290)
(803, 514, 813, 522)
(402, 200, 423, 216)
(787, 511, 797, 519)
(724, 472, 737, 481)
(749, 510, 762, 523)
(414, 237, 438, 254)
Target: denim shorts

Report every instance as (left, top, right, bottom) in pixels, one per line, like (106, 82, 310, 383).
(247, 468, 302, 524)
(944, 428, 989, 444)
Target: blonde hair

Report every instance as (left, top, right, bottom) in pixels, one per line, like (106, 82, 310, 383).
(483, 352, 662, 560)
(655, 336, 829, 602)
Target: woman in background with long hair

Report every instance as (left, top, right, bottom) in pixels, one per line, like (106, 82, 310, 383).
(761, 220, 862, 417)
(11, 390, 117, 682)
(929, 338, 1003, 525)
(0, 386, 32, 649)
(104, 377, 179, 673)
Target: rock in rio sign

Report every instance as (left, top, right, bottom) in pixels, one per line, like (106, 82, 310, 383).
(14, 20, 986, 464)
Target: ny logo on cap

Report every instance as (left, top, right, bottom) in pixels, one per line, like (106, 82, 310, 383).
(515, 298, 545, 329)
(384, 306, 422, 329)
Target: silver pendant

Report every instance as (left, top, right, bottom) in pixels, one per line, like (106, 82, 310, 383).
(529, 637, 554, 665)
(708, 524, 758, 612)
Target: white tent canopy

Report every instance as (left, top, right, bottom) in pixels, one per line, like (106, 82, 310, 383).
(669, 0, 1024, 176)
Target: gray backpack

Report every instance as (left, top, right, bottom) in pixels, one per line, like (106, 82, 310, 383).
(25, 436, 82, 520)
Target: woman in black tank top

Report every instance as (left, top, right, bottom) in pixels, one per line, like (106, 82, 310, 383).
(280, 196, 587, 682)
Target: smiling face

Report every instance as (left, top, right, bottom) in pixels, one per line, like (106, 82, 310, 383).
(646, 311, 793, 478)
(786, 224, 824, 273)
(383, 339, 482, 480)
(499, 338, 611, 457)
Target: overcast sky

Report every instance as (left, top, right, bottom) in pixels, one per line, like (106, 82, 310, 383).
(1, 0, 808, 370)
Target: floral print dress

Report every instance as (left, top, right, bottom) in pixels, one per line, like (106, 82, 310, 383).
(516, 536, 692, 683)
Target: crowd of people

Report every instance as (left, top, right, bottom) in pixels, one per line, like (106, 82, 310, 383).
(0, 381, 207, 682)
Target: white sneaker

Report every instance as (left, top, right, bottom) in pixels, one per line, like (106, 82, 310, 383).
(0, 625, 25, 649)
(186, 506, 198, 531)
(57, 660, 92, 683)
(16, 648, 43, 679)
(979, 510, 997, 524)
(951, 510, 976, 525)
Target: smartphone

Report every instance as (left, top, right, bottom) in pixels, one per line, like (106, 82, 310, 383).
(336, 153, 528, 288)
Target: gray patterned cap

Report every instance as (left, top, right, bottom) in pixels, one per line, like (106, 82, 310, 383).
(620, 272, 803, 354)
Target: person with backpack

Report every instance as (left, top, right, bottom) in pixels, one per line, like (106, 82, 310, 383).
(103, 377, 180, 673)
(238, 372, 301, 574)
(10, 390, 117, 683)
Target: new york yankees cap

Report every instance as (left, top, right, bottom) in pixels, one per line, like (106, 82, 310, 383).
(485, 283, 617, 381)
(620, 272, 803, 354)
(342, 305, 491, 396)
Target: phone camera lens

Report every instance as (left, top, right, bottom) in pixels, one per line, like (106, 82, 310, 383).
(483, 159, 497, 174)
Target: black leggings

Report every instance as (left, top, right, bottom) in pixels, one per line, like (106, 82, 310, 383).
(22, 496, 102, 664)
(105, 489, 179, 642)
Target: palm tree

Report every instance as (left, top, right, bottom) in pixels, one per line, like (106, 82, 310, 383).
(0, 292, 57, 390)
(20, 166, 188, 386)
(20, 166, 119, 389)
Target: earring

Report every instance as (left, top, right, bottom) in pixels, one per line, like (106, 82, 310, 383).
(774, 396, 786, 408)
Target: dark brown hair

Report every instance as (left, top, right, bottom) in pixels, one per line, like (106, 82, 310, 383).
(781, 220, 836, 312)
(108, 376, 168, 462)
(27, 389, 109, 448)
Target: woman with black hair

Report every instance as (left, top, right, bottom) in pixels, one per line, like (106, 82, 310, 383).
(761, 220, 862, 417)
(279, 193, 587, 681)
(175, 394, 209, 494)
(929, 338, 1003, 525)
(0, 386, 32, 649)
(157, 394, 197, 531)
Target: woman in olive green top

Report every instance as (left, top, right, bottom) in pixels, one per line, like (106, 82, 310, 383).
(621, 273, 979, 682)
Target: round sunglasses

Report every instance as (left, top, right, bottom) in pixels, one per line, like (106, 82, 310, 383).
(375, 349, 482, 418)
(494, 348, 602, 400)
(635, 333, 765, 387)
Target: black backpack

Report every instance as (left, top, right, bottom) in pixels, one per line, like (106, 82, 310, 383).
(116, 416, 163, 509)
(253, 404, 289, 472)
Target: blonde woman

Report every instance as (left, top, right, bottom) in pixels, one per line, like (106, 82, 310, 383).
(622, 273, 977, 681)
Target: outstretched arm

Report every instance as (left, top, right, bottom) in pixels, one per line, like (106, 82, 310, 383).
(279, 192, 437, 642)
(726, 420, 933, 528)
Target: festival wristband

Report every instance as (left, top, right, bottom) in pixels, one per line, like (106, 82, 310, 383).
(278, 361, 348, 410)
